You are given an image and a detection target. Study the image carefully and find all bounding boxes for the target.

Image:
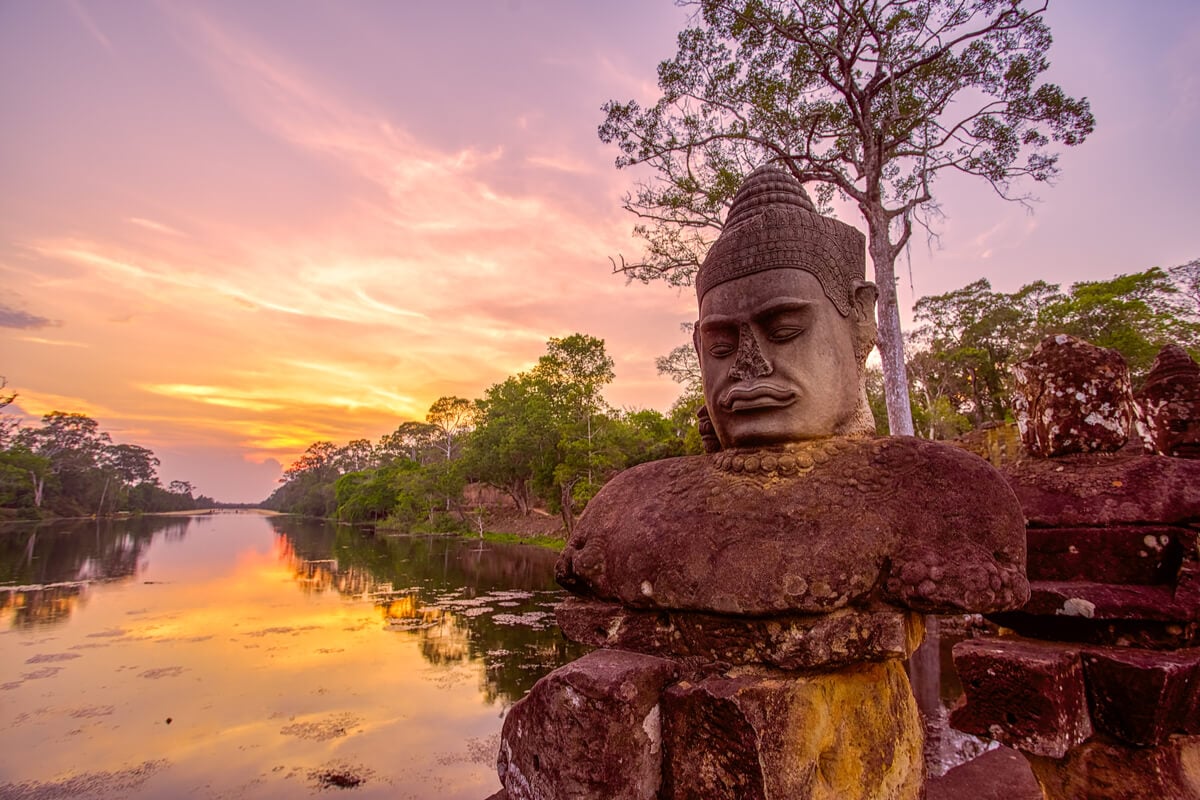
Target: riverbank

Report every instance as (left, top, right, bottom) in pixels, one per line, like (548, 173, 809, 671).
(0, 507, 281, 525)
(371, 506, 568, 551)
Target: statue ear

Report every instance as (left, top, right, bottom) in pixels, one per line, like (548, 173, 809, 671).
(850, 282, 878, 365)
(692, 321, 702, 355)
(851, 281, 878, 324)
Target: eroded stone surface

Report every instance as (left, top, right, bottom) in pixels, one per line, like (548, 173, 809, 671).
(555, 598, 922, 670)
(1135, 344, 1200, 459)
(1081, 646, 1200, 746)
(1024, 735, 1200, 800)
(496, 649, 679, 800)
(955, 345, 1200, 797)
(661, 660, 923, 800)
(1012, 334, 1133, 456)
(950, 638, 1092, 758)
(558, 437, 1028, 617)
(1003, 452, 1200, 527)
(1017, 581, 1194, 623)
(1026, 525, 1185, 584)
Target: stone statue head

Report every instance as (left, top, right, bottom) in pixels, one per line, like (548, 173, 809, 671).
(693, 165, 878, 449)
(1135, 344, 1200, 458)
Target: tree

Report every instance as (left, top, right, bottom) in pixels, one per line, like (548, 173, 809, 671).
(336, 439, 378, 473)
(378, 421, 439, 466)
(334, 461, 417, 523)
(0, 447, 50, 510)
(282, 441, 341, 483)
(531, 334, 617, 532)
(912, 278, 1055, 426)
(463, 373, 559, 516)
(907, 268, 1200, 431)
(267, 441, 344, 517)
(1041, 267, 1200, 378)
(425, 396, 475, 461)
(533, 334, 615, 425)
(1170, 258, 1200, 317)
(599, 0, 1094, 435)
(104, 443, 160, 488)
(656, 323, 703, 398)
(0, 377, 18, 447)
(463, 334, 615, 526)
(17, 412, 113, 515)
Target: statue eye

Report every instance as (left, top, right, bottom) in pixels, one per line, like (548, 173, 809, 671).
(709, 342, 735, 358)
(769, 326, 804, 341)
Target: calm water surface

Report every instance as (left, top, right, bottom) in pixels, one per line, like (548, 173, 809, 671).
(0, 513, 585, 799)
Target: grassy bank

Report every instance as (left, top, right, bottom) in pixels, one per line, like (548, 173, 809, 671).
(471, 530, 567, 551)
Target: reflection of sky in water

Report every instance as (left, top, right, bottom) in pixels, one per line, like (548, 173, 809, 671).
(0, 514, 579, 798)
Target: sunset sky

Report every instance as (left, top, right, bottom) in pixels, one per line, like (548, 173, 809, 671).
(3, 1, 1199, 503)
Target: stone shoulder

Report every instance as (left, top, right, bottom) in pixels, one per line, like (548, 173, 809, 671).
(559, 437, 1028, 616)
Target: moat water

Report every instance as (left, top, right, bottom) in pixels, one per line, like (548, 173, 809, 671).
(0, 513, 584, 798)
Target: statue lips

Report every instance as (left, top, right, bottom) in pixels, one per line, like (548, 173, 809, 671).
(720, 383, 798, 413)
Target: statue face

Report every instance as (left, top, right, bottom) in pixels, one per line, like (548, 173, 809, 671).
(695, 269, 863, 448)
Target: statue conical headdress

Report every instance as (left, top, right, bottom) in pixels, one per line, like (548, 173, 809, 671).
(696, 165, 866, 316)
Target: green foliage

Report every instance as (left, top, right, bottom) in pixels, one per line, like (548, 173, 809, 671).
(908, 264, 1200, 434)
(462, 373, 560, 516)
(334, 461, 418, 523)
(912, 278, 1055, 427)
(272, 333, 698, 534)
(0, 402, 204, 515)
(471, 531, 567, 551)
(378, 421, 440, 466)
(0, 447, 51, 509)
(1039, 268, 1200, 376)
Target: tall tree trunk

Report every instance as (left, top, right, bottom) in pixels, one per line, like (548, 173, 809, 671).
(865, 212, 915, 436)
(97, 476, 110, 517)
(29, 470, 44, 508)
(509, 479, 530, 516)
(559, 480, 578, 537)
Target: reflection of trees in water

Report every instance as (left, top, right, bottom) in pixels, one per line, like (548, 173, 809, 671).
(0, 582, 84, 628)
(0, 516, 193, 629)
(268, 517, 587, 704)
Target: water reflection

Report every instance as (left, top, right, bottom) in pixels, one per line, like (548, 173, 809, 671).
(0, 516, 197, 629)
(267, 517, 588, 704)
(0, 515, 587, 705)
(0, 513, 583, 799)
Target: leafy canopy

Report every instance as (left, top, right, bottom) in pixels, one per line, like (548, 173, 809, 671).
(601, 0, 1095, 283)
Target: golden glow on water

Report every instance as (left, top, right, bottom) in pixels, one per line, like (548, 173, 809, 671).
(0, 514, 577, 798)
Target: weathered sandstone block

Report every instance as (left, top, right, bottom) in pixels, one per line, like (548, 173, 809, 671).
(555, 598, 922, 670)
(1024, 735, 1200, 800)
(1012, 334, 1133, 456)
(496, 649, 678, 800)
(661, 660, 923, 800)
(1026, 525, 1183, 585)
(1003, 451, 1200, 527)
(951, 638, 1092, 758)
(1081, 646, 1200, 746)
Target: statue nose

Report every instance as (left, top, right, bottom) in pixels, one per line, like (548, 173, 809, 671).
(730, 323, 772, 380)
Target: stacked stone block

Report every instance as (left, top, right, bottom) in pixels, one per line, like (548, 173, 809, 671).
(951, 337, 1200, 799)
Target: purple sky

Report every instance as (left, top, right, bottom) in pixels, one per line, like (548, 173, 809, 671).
(2, 0, 1198, 502)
